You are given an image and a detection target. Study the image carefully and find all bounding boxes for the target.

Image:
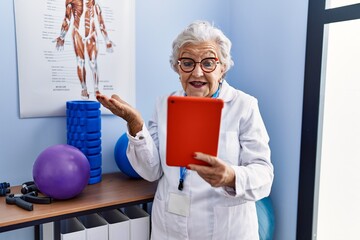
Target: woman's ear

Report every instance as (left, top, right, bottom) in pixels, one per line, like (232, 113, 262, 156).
(221, 64, 226, 74)
(175, 64, 181, 75)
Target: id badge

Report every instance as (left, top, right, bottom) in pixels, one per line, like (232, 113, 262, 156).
(167, 192, 190, 217)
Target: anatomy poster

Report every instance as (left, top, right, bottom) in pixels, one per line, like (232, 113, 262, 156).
(14, 0, 135, 117)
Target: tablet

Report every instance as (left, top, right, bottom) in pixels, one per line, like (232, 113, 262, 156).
(166, 96, 224, 167)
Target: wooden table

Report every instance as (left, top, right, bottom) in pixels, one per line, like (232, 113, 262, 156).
(0, 172, 157, 239)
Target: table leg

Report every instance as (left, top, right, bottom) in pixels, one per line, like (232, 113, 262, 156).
(54, 221, 60, 240)
(34, 225, 40, 240)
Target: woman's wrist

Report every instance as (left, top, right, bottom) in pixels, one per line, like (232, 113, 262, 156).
(226, 166, 236, 188)
(127, 118, 144, 137)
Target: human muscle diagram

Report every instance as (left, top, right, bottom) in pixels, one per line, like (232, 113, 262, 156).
(54, 0, 114, 99)
(14, 0, 135, 118)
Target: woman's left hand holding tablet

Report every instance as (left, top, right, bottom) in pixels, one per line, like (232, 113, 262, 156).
(188, 152, 235, 188)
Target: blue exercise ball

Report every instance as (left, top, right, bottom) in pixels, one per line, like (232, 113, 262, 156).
(256, 196, 275, 240)
(114, 133, 141, 178)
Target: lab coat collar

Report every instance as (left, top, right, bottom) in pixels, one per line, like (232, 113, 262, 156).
(218, 79, 236, 103)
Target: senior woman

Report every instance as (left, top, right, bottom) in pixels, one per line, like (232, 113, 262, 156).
(96, 20, 274, 240)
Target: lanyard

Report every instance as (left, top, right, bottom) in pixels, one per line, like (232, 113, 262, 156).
(178, 82, 222, 191)
(178, 167, 187, 190)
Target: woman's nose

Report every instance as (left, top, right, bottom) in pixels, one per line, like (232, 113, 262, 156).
(192, 63, 204, 77)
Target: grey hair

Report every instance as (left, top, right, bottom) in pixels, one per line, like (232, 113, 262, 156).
(170, 20, 234, 75)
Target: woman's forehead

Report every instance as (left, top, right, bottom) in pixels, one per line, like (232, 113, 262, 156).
(179, 41, 219, 58)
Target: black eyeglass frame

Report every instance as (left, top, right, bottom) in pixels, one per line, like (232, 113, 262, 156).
(177, 57, 220, 73)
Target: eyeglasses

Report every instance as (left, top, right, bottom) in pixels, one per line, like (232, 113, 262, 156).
(177, 57, 220, 73)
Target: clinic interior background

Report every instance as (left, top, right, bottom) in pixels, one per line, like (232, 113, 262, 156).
(0, 0, 308, 240)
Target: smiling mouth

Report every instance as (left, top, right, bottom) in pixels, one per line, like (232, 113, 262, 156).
(190, 81, 207, 87)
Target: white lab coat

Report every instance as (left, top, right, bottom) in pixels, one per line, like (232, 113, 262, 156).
(127, 80, 274, 240)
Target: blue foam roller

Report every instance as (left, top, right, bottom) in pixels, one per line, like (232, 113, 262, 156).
(79, 146, 101, 155)
(66, 109, 101, 118)
(67, 139, 101, 148)
(67, 117, 101, 132)
(88, 174, 102, 185)
(67, 132, 101, 141)
(87, 153, 102, 169)
(66, 100, 100, 110)
(90, 167, 102, 177)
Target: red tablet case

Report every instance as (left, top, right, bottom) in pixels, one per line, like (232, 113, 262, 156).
(166, 96, 224, 167)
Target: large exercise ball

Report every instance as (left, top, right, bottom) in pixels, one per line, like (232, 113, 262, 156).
(114, 133, 141, 178)
(33, 144, 90, 200)
(256, 196, 275, 240)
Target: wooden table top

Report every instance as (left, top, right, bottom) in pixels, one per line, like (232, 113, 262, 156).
(0, 172, 157, 229)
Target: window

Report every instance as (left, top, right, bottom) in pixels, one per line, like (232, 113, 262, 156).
(297, 1, 360, 239)
(326, 0, 360, 9)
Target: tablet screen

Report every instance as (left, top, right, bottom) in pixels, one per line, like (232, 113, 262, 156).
(166, 96, 224, 167)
